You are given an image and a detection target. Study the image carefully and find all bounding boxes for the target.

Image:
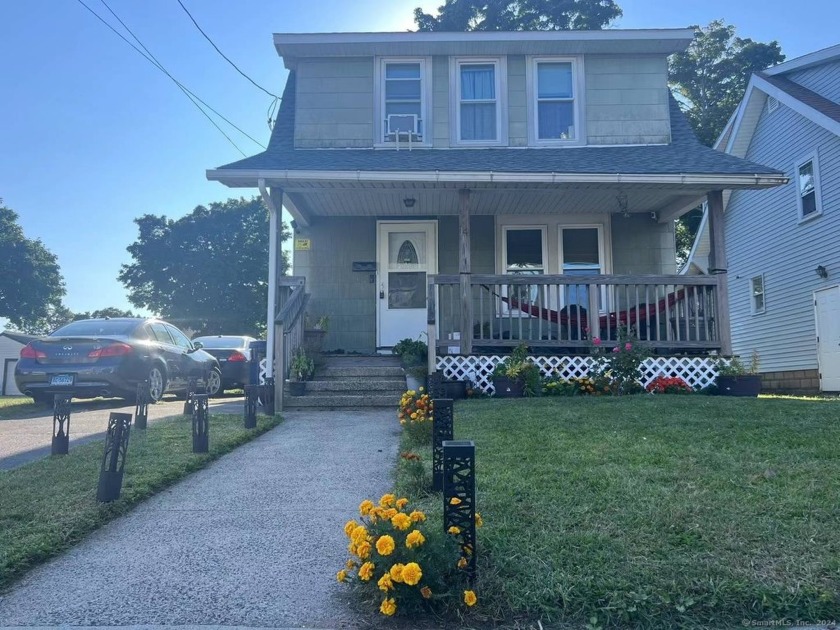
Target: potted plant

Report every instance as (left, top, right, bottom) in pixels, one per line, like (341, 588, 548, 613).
(716, 351, 762, 397)
(393, 337, 429, 391)
(491, 343, 541, 398)
(303, 314, 329, 356)
(288, 349, 315, 396)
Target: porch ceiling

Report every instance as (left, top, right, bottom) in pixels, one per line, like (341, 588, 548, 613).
(283, 182, 711, 221)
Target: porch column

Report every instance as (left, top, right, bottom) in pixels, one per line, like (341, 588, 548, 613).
(459, 189, 473, 355)
(707, 190, 732, 354)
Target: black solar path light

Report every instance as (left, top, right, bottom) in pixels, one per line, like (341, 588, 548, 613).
(432, 398, 454, 491)
(134, 380, 150, 430)
(51, 394, 72, 455)
(244, 384, 258, 429)
(262, 376, 275, 415)
(183, 377, 198, 415)
(443, 439, 477, 581)
(97, 412, 132, 502)
(192, 394, 209, 453)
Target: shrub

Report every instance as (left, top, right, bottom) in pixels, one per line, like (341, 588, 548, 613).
(646, 375, 694, 394)
(339, 494, 478, 618)
(589, 331, 649, 395)
(491, 343, 542, 396)
(399, 389, 433, 444)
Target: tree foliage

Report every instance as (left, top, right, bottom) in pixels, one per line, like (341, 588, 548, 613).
(0, 203, 66, 332)
(414, 0, 621, 31)
(118, 197, 290, 336)
(72, 307, 136, 321)
(669, 20, 784, 147)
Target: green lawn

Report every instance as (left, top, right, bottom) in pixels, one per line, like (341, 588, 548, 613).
(0, 396, 38, 420)
(397, 396, 840, 629)
(0, 412, 281, 590)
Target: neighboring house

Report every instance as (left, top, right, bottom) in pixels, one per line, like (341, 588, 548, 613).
(206, 30, 786, 400)
(0, 331, 35, 396)
(686, 44, 840, 393)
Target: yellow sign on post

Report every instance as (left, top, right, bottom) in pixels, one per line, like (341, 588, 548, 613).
(294, 238, 311, 251)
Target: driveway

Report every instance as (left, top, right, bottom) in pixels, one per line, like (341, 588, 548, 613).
(0, 408, 399, 627)
(0, 395, 245, 470)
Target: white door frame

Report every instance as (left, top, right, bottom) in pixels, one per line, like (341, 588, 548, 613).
(376, 220, 438, 350)
(814, 284, 840, 392)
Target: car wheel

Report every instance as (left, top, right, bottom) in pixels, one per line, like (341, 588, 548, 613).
(148, 365, 167, 403)
(206, 368, 222, 397)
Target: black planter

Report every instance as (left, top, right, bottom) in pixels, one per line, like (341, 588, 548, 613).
(289, 380, 307, 396)
(717, 375, 762, 397)
(442, 380, 467, 399)
(492, 375, 525, 398)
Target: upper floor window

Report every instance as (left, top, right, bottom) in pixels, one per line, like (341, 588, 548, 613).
(452, 58, 506, 145)
(528, 57, 583, 145)
(376, 58, 430, 145)
(750, 275, 765, 314)
(795, 152, 822, 221)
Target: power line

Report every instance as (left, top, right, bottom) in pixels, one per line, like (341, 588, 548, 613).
(74, 0, 263, 156)
(176, 0, 280, 100)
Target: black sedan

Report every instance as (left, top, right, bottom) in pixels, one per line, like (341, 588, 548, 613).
(15, 318, 221, 404)
(191, 335, 258, 392)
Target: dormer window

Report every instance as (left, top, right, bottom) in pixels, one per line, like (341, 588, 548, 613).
(528, 56, 584, 145)
(376, 58, 430, 145)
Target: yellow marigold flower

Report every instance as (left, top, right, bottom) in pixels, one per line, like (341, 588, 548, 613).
(410, 412, 418, 419)
(344, 520, 357, 537)
(376, 535, 395, 556)
(345, 559, 356, 570)
(382, 508, 398, 520)
(405, 529, 425, 549)
(377, 572, 393, 592)
(396, 497, 409, 509)
(359, 500, 375, 516)
(379, 493, 396, 508)
(457, 557, 468, 569)
(351, 525, 368, 544)
(464, 590, 477, 607)
(347, 541, 356, 555)
(448, 526, 461, 535)
(356, 541, 372, 560)
(391, 512, 412, 531)
(475, 512, 484, 527)
(420, 586, 432, 599)
(389, 563, 405, 583)
(358, 561, 375, 582)
(401, 562, 422, 586)
(380, 597, 397, 617)
(336, 569, 347, 583)
(409, 510, 426, 522)
(449, 497, 462, 505)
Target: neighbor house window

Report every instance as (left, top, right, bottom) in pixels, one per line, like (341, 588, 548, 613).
(795, 153, 822, 220)
(376, 58, 430, 144)
(453, 58, 505, 144)
(750, 275, 765, 314)
(528, 57, 583, 144)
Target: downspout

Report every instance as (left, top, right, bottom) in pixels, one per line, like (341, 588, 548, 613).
(258, 178, 277, 381)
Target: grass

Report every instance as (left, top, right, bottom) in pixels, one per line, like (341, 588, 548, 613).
(396, 396, 840, 629)
(0, 411, 281, 590)
(0, 396, 38, 419)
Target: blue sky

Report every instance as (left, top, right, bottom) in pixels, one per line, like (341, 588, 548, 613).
(1, 0, 837, 329)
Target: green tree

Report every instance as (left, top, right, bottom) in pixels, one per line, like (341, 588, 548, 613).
(0, 203, 66, 331)
(414, 0, 621, 31)
(72, 307, 136, 321)
(669, 20, 785, 147)
(118, 197, 289, 336)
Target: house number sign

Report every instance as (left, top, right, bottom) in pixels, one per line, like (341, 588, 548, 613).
(294, 238, 311, 251)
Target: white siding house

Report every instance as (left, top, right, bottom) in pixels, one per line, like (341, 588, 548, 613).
(0, 331, 35, 396)
(687, 44, 840, 393)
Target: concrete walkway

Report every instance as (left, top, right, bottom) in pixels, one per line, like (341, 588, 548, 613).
(0, 409, 400, 627)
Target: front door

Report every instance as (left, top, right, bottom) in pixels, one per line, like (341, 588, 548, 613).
(377, 221, 437, 350)
(815, 287, 840, 392)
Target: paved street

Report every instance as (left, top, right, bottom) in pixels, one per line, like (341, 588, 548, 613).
(0, 395, 245, 470)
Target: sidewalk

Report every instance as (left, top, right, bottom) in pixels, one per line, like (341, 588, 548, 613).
(0, 409, 400, 627)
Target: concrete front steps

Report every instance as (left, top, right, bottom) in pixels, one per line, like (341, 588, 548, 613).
(283, 356, 406, 409)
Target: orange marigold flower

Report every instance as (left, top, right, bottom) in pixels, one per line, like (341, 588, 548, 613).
(377, 572, 393, 592)
(359, 500, 375, 516)
(356, 541, 372, 560)
(391, 512, 412, 531)
(351, 525, 368, 545)
(395, 497, 409, 509)
(336, 569, 347, 583)
(405, 529, 425, 549)
(464, 590, 477, 607)
(409, 510, 426, 522)
(344, 519, 358, 537)
(389, 563, 405, 583)
(380, 597, 397, 616)
(358, 561, 375, 581)
(376, 535, 395, 556)
(401, 562, 422, 586)
(382, 508, 398, 520)
(379, 493, 396, 508)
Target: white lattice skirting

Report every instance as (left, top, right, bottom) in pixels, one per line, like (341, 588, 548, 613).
(436, 355, 720, 395)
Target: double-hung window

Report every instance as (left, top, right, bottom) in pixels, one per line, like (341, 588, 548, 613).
(377, 58, 429, 144)
(453, 58, 504, 144)
(795, 152, 822, 221)
(528, 57, 583, 145)
(502, 226, 546, 312)
(750, 275, 765, 314)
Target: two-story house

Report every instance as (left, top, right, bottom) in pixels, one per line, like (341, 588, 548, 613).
(206, 30, 786, 400)
(685, 44, 840, 393)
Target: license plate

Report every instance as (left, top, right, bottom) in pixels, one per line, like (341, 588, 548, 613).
(50, 374, 75, 387)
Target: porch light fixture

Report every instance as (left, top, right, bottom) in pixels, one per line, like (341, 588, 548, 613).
(403, 197, 416, 208)
(816, 265, 828, 279)
(616, 192, 630, 218)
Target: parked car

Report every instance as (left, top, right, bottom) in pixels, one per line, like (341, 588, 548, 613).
(191, 335, 258, 392)
(15, 318, 221, 404)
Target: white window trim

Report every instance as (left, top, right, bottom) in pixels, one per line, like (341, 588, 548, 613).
(527, 56, 585, 146)
(750, 274, 766, 315)
(795, 150, 823, 223)
(373, 57, 433, 148)
(450, 57, 508, 146)
(498, 225, 547, 317)
(558, 224, 609, 311)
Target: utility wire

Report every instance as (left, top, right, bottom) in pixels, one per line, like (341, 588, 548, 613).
(176, 0, 280, 100)
(75, 0, 263, 155)
(95, 0, 265, 151)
